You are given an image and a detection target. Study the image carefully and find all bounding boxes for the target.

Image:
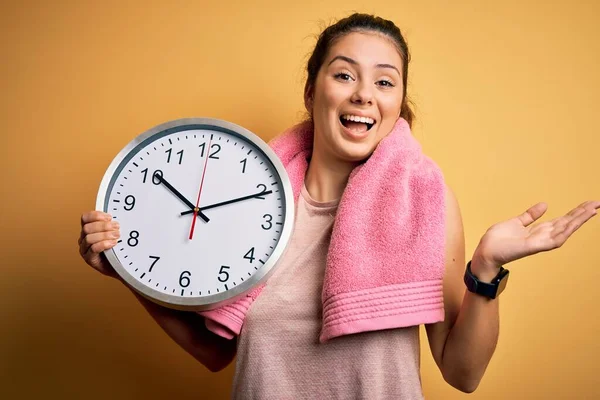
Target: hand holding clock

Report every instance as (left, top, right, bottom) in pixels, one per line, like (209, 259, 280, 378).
(78, 211, 121, 279)
(91, 118, 293, 311)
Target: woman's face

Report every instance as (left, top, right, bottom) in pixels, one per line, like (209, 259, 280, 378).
(308, 31, 404, 164)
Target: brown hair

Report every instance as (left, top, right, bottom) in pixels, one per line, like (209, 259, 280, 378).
(304, 13, 415, 127)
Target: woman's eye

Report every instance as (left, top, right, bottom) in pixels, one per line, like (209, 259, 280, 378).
(334, 73, 352, 81)
(377, 80, 395, 87)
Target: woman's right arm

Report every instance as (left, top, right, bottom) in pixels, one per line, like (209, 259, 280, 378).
(79, 211, 236, 373)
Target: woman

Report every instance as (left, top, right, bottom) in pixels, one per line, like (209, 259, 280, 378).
(78, 13, 599, 399)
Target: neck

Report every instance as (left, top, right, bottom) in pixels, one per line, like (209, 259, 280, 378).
(304, 145, 359, 203)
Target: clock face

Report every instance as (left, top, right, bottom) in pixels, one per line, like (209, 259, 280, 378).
(96, 118, 294, 311)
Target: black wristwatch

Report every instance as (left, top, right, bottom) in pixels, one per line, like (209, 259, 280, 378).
(464, 261, 510, 299)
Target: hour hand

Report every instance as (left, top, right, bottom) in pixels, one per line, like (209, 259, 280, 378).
(155, 173, 210, 222)
(180, 189, 273, 216)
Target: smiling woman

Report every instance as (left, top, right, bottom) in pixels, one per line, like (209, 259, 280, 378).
(305, 30, 411, 176)
(77, 11, 600, 400)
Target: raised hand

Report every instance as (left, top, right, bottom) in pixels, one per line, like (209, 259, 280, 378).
(472, 200, 600, 276)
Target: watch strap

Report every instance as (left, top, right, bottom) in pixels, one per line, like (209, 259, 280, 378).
(464, 260, 510, 299)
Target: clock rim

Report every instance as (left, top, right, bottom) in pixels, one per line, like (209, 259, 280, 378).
(95, 117, 295, 311)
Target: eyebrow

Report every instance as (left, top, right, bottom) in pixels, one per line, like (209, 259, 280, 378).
(328, 55, 401, 76)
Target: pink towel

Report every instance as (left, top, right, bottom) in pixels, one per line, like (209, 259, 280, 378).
(199, 118, 446, 343)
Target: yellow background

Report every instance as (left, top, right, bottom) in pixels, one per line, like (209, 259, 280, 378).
(2, 0, 599, 398)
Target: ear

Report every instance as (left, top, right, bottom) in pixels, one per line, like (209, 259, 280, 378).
(304, 82, 314, 114)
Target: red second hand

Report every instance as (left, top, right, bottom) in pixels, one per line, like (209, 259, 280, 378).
(189, 138, 211, 240)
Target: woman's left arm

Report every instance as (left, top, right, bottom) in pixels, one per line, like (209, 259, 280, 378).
(426, 185, 599, 393)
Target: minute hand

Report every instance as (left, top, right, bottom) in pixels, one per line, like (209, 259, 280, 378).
(180, 190, 273, 215)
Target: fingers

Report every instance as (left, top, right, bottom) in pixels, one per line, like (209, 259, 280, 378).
(551, 201, 599, 228)
(79, 211, 119, 256)
(566, 200, 600, 217)
(544, 200, 599, 226)
(552, 205, 598, 245)
(79, 230, 119, 257)
(82, 220, 120, 236)
(79, 211, 113, 242)
(83, 230, 120, 248)
(566, 202, 588, 217)
(81, 210, 112, 226)
(565, 205, 597, 232)
(85, 238, 119, 255)
(549, 207, 588, 229)
(589, 200, 600, 212)
(518, 202, 548, 227)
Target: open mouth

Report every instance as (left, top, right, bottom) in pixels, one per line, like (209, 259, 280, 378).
(340, 114, 375, 134)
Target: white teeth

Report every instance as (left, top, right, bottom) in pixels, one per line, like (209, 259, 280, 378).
(341, 114, 375, 124)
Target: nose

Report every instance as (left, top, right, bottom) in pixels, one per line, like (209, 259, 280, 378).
(350, 81, 373, 105)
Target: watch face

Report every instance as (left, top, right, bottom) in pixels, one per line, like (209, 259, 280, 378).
(495, 270, 510, 297)
(96, 118, 294, 311)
